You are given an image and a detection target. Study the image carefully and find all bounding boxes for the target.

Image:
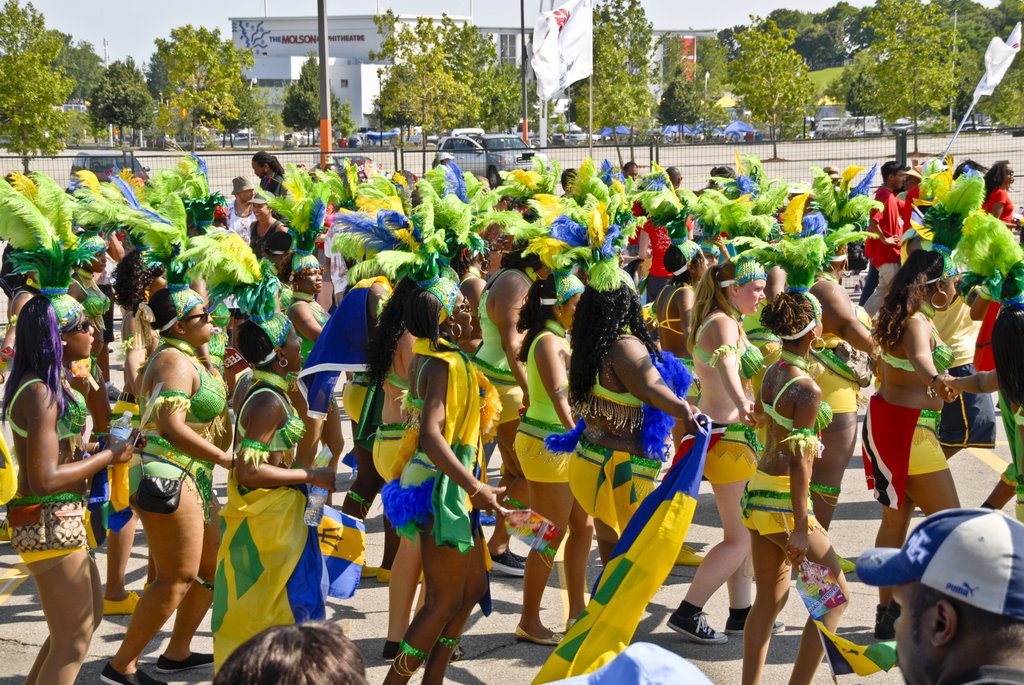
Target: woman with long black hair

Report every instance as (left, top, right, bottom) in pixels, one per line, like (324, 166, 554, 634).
(382, 280, 504, 685)
(251, 152, 286, 197)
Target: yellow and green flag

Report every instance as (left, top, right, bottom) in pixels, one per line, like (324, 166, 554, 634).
(533, 420, 712, 683)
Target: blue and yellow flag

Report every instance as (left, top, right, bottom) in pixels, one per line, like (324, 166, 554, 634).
(814, 619, 897, 677)
(319, 504, 365, 599)
(212, 480, 327, 668)
(534, 419, 712, 684)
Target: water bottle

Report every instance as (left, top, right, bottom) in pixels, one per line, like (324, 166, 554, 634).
(108, 411, 134, 511)
(303, 446, 334, 526)
(109, 411, 134, 442)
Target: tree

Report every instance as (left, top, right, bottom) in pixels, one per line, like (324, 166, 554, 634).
(729, 18, 815, 159)
(281, 54, 350, 142)
(90, 57, 154, 145)
(867, 0, 958, 151)
(658, 78, 702, 126)
(570, 0, 657, 151)
(223, 79, 264, 136)
(56, 34, 103, 101)
(145, 51, 170, 101)
(372, 12, 476, 163)
(826, 50, 882, 118)
(0, 0, 73, 156)
(154, 25, 255, 151)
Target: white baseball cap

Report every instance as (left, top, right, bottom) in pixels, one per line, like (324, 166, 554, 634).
(438, 152, 455, 161)
(857, 508, 1024, 620)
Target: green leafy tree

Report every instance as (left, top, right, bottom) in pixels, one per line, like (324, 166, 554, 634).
(658, 78, 702, 126)
(0, 0, 73, 156)
(826, 50, 882, 118)
(372, 12, 476, 154)
(56, 34, 104, 101)
(697, 36, 729, 101)
(281, 55, 349, 141)
(867, 0, 958, 151)
(222, 79, 264, 136)
(729, 17, 814, 158)
(145, 51, 170, 101)
(439, 17, 523, 131)
(570, 0, 657, 151)
(154, 25, 255, 151)
(89, 57, 154, 145)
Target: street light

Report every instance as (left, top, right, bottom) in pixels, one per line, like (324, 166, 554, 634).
(703, 71, 709, 141)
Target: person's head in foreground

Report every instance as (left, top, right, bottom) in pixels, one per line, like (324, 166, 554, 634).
(856, 509, 1024, 685)
(213, 622, 367, 685)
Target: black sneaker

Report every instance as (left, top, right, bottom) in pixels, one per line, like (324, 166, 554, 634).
(724, 618, 784, 635)
(382, 640, 400, 661)
(874, 602, 900, 640)
(154, 652, 214, 673)
(100, 663, 167, 685)
(667, 610, 728, 644)
(490, 550, 526, 577)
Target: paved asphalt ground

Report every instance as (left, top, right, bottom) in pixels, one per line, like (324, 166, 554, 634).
(0, 381, 1011, 685)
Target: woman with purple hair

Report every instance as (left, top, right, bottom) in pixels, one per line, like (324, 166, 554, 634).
(1, 198, 140, 685)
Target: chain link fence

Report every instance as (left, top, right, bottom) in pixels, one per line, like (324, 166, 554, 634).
(3, 129, 1023, 197)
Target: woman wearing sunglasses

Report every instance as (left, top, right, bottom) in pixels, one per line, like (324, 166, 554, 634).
(104, 285, 233, 685)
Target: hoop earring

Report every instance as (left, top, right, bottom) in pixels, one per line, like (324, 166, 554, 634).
(278, 356, 288, 368)
(930, 290, 950, 310)
(450, 322, 463, 340)
(811, 336, 826, 352)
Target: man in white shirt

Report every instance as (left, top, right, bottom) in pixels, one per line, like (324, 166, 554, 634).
(227, 176, 256, 240)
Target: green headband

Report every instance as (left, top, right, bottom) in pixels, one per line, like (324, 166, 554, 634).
(47, 291, 85, 331)
(78, 234, 107, 254)
(719, 258, 767, 287)
(779, 289, 822, 339)
(251, 312, 292, 363)
(545, 272, 584, 305)
(291, 251, 321, 275)
(419, 276, 459, 321)
(168, 286, 204, 326)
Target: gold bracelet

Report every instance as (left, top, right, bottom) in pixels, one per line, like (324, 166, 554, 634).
(469, 481, 484, 498)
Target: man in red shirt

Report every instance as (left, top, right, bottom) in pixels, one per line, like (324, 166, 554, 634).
(863, 160, 907, 316)
(900, 166, 922, 229)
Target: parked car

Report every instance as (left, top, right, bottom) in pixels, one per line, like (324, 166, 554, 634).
(435, 133, 540, 187)
(70, 151, 149, 183)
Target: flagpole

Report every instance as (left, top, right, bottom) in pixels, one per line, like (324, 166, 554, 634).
(588, 74, 593, 159)
(942, 98, 978, 160)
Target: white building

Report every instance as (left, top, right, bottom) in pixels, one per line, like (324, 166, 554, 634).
(230, 13, 715, 129)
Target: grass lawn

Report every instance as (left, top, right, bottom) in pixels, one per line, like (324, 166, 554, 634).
(809, 66, 846, 91)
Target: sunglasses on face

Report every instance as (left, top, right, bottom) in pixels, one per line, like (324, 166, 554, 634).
(180, 310, 210, 324)
(64, 320, 94, 334)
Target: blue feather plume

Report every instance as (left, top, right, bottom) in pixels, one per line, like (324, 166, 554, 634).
(600, 160, 614, 185)
(310, 198, 327, 233)
(380, 477, 434, 529)
(736, 174, 758, 197)
(192, 154, 209, 186)
(335, 211, 404, 252)
(549, 215, 590, 248)
(851, 164, 876, 198)
(545, 419, 586, 454)
(800, 211, 829, 238)
(112, 175, 140, 209)
(599, 224, 622, 258)
(640, 351, 692, 460)
(445, 161, 469, 203)
(641, 175, 666, 191)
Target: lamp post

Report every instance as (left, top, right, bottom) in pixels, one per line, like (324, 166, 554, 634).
(702, 71, 709, 141)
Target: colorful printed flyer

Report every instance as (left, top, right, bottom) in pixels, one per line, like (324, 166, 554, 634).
(797, 560, 847, 619)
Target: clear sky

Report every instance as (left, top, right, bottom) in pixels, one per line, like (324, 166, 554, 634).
(31, 0, 906, 63)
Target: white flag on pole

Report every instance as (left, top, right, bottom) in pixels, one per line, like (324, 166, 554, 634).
(974, 22, 1021, 101)
(531, 0, 593, 100)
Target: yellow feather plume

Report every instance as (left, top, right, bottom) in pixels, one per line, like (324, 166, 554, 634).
(118, 168, 144, 188)
(735, 151, 744, 176)
(74, 170, 100, 193)
(356, 196, 403, 215)
(530, 194, 563, 225)
(840, 165, 864, 194)
(782, 194, 810, 235)
(8, 173, 37, 199)
(530, 237, 572, 270)
(508, 169, 541, 190)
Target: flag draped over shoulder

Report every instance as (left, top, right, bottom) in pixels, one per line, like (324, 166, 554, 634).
(212, 481, 327, 668)
(531, 0, 594, 100)
(295, 280, 380, 418)
(533, 418, 712, 684)
(814, 619, 897, 677)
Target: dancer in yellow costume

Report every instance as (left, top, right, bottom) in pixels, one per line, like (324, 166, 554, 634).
(742, 287, 848, 685)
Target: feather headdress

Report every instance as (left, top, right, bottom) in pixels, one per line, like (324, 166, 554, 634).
(181, 231, 290, 351)
(142, 155, 225, 230)
(957, 211, 1024, 308)
(918, 162, 985, 278)
(0, 175, 101, 328)
(266, 165, 332, 275)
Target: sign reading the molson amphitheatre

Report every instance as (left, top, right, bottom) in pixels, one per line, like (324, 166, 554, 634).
(232, 19, 378, 58)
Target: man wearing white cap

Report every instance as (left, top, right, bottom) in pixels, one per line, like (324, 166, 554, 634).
(857, 508, 1024, 685)
(438, 151, 455, 166)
